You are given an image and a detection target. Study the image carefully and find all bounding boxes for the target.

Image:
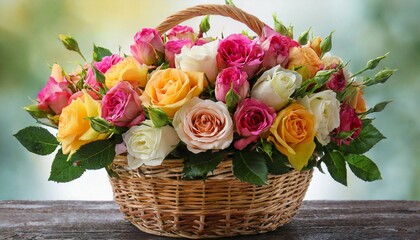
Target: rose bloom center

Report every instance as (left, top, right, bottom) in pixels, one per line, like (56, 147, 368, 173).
(191, 109, 223, 136)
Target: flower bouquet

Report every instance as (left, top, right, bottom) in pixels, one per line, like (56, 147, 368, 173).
(14, 3, 395, 239)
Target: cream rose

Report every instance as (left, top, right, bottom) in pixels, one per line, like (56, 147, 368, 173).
(175, 40, 219, 84)
(251, 65, 302, 111)
(299, 90, 340, 145)
(173, 97, 233, 154)
(122, 120, 180, 169)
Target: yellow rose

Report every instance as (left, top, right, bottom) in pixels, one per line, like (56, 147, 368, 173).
(105, 56, 148, 89)
(309, 36, 322, 57)
(267, 103, 316, 170)
(58, 91, 108, 155)
(287, 47, 323, 80)
(140, 69, 207, 118)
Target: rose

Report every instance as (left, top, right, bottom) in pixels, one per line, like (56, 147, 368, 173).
(130, 28, 164, 66)
(173, 97, 233, 153)
(165, 39, 194, 68)
(214, 67, 249, 102)
(326, 68, 347, 92)
(251, 65, 302, 111)
(216, 33, 264, 77)
(37, 64, 73, 115)
(140, 69, 207, 118)
(267, 103, 316, 170)
(167, 25, 196, 42)
(308, 36, 322, 57)
(101, 81, 145, 127)
(85, 67, 102, 91)
(104, 56, 148, 89)
(345, 84, 366, 114)
(123, 120, 180, 169)
(332, 103, 362, 146)
(175, 40, 219, 83)
(58, 90, 108, 155)
(233, 98, 276, 150)
(299, 90, 340, 145)
(260, 26, 299, 69)
(94, 54, 123, 74)
(287, 47, 323, 80)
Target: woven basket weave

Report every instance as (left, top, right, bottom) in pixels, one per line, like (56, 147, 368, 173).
(109, 4, 313, 239)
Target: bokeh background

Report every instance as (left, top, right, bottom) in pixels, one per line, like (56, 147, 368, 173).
(1, 0, 419, 200)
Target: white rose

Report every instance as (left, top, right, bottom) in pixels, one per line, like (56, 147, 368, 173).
(173, 97, 233, 154)
(122, 120, 180, 169)
(175, 40, 219, 83)
(299, 90, 340, 145)
(251, 65, 302, 111)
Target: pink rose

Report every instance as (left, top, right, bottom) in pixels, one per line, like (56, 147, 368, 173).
(260, 26, 300, 69)
(216, 34, 264, 77)
(37, 77, 72, 114)
(332, 103, 362, 146)
(215, 67, 249, 102)
(233, 98, 276, 150)
(172, 97, 233, 154)
(326, 68, 346, 92)
(84, 67, 102, 91)
(94, 54, 123, 74)
(101, 81, 145, 127)
(131, 28, 164, 66)
(167, 25, 196, 42)
(164, 39, 194, 68)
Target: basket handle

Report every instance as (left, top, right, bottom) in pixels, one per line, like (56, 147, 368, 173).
(156, 4, 266, 37)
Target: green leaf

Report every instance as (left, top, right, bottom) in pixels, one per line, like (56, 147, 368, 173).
(48, 149, 85, 183)
(266, 149, 292, 175)
(338, 123, 385, 154)
(93, 66, 105, 84)
(233, 151, 268, 185)
(71, 140, 116, 170)
(23, 104, 48, 120)
(345, 154, 382, 181)
(364, 101, 392, 115)
(88, 117, 111, 133)
(93, 44, 112, 62)
(183, 150, 227, 179)
(14, 126, 59, 155)
(323, 150, 347, 186)
(148, 107, 169, 128)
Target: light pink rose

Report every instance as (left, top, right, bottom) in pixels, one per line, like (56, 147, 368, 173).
(101, 81, 145, 127)
(172, 97, 233, 154)
(167, 25, 196, 42)
(260, 26, 300, 69)
(233, 98, 276, 150)
(131, 28, 164, 66)
(215, 67, 249, 102)
(164, 39, 194, 68)
(216, 34, 264, 77)
(37, 77, 72, 114)
(94, 54, 123, 74)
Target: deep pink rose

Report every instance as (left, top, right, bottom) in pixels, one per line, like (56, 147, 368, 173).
(37, 77, 72, 114)
(101, 81, 145, 127)
(164, 39, 194, 68)
(261, 26, 300, 69)
(167, 25, 196, 42)
(216, 34, 264, 77)
(327, 68, 346, 92)
(332, 103, 362, 146)
(215, 67, 249, 102)
(94, 54, 123, 74)
(233, 98, 276, 150)
(131, 28, 164, 66)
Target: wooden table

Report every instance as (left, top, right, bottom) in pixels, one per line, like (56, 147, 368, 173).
(0, 201, 418, 239)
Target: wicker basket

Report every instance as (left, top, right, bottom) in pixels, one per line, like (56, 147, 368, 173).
(109, 4, 313, 239)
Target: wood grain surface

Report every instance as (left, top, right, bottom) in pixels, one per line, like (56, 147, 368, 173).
(0, 200, 418, 239)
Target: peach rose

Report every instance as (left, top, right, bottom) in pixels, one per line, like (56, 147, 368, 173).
(140, 69, 207, 118)
(346, 84, 366, 114)
(309, 36, 322, 57)
(58, 91, 108, 155)
(267, 103, 316, 170)
(287, 47, 323, 80)
(104, 56, 148, 89)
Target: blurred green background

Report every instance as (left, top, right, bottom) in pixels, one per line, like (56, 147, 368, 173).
(1, 0, 419, 200)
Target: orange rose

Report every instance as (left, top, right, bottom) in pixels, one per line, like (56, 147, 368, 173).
(140, 68, 207, 118)
(309, 36, 322, 57)
(346, 84, 366, 114)
(287, 47, 323, 80)
(105, 56, 148, 89)
(267, 103, 316, 170)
